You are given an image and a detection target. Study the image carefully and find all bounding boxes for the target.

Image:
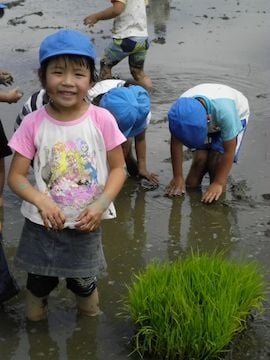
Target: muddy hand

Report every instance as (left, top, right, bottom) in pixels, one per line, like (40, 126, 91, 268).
(0, 71, 14, 86)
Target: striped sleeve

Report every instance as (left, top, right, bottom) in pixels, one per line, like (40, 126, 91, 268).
(14, 89, 48, 131)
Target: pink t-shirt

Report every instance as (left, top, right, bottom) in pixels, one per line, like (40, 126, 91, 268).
(9, 104, 126, 227)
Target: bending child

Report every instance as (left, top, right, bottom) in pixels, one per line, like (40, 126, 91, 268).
(8, 29, 126, 321)
(90, 79, 158, 184)
(166, 83, 250, 203)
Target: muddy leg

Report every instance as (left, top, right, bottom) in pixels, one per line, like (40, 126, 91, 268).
(76, 288, 102, 317)
(99, 60, 113, 80)
(26, 290, 48, 321)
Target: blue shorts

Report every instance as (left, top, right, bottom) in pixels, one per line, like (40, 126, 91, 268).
(101, 37, 149, 69)
(197, 119, 248, 163)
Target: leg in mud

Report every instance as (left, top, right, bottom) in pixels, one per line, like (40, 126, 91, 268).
(99, 59, 113, 80)
(76, 288, 102, 317)
(26, 290, 48, 321)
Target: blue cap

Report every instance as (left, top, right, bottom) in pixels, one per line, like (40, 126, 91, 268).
(39, 29, 96, 64)
(168, 97, 208, 148)
(0, 3, 7, 8)
(100, 85, 151, 138)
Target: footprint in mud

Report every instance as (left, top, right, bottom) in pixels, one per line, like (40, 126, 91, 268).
(229, 178, 255, 205)
(7, 11, 43, 26)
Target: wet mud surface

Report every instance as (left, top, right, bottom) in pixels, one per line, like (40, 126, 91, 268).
(1, 0, 270, 359)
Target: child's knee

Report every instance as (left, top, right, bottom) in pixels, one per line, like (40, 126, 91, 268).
(25, 274, 58, 321)
(66, 277, 101, 316)
(76, 288, 102, 317)
(26, 290, 48, 322)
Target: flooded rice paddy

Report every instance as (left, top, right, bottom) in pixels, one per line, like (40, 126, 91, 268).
(0, 0, 270, 359)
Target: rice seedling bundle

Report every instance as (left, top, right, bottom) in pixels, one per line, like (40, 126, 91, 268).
(125, 253, 264, 359)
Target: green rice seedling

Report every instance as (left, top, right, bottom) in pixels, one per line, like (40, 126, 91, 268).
(123, 252, 265, 360)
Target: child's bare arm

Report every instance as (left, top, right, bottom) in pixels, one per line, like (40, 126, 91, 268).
(0, 87, 23, 103)
(7, 152, 65, 229)
(165, 135, 185, 196)
(135, 131, 159, 184)
(201, 138, 236, 203)
(84, 1, 125, 27)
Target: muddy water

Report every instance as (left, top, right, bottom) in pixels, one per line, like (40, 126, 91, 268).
(1, 0, 270, 359)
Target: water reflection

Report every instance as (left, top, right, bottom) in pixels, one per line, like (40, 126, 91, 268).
(66, 315, 98, 359)
(147, 0, 171, 44)
(26, 319, 60, 359)
(167, 189, 239, 260)
(0, 307, 20, 360)
(101, 181, 147, 293)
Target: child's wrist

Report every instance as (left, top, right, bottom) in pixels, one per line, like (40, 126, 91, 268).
(95, 193, 111, 212)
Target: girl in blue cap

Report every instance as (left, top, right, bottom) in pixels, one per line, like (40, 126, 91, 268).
(7, 29, 127, 321)
(166, 83, 249, 203)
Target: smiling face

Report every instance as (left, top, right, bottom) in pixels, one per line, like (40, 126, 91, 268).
(42, 55, 92, 115)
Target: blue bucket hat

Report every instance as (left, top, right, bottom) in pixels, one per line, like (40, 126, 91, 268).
(0, 3, 7, 8)
(39, 29, 96, 65)
(100, 85, 151, 138)
(168, 97, 208, 148)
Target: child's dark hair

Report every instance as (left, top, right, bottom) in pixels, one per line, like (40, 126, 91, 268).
(38, 54, 97, 87)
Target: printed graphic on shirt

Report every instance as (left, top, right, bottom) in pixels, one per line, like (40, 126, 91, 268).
(39, 138, 103, 211)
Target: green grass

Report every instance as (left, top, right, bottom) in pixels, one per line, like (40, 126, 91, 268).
(123, 253, 265, 359)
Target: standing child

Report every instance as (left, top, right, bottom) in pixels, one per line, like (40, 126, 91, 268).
(7, 29, 126, 321)
(83, 0, 153, 91)
(165, 83, 250, 203)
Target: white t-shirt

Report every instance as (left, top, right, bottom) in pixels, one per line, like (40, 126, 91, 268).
(112, 0, 148, 38)
(87, 79, 126, 102)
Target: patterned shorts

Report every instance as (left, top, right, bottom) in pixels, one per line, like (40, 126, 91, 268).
(101, 37, 149, 69)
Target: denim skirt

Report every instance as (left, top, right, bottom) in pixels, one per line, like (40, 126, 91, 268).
(14, 219, 107, 278)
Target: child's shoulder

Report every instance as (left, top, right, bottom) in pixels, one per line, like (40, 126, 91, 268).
(89, 103, 116, 120)
(19, 106, 47, 130)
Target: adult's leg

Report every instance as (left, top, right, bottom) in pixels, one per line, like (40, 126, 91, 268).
(186, 150, 208, 188)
